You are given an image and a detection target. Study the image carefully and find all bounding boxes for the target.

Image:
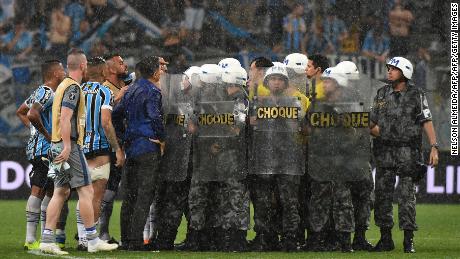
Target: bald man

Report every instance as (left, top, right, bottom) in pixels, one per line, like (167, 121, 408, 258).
(39, 49, 118, 255)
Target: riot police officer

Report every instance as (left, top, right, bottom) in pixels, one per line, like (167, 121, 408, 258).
(370, 56, 439, 253)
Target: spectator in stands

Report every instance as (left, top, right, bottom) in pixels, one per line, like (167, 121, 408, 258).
(65, 0, 86, 36)
(253, 0, 268, 35)
(322, 8, 348, 54)
(361, 23, 390, 78)
(388, 0, 414, 56)
(70, 19, 91, 46)
(1, 17, 32, 66)
(283, 3, 306, 53)
(183, 0, 205, 48)
(49, 3, 71, 62)
(340, 24, 360, 55)
(0, 5, 7, 28)
(86, 0, 111, 24)
(268, 0, 290, 48)
(413, 46, 431, 90)
(90, 38, 108, 57)
(305, 21, 332, 56)
(0, 0, 15, 21)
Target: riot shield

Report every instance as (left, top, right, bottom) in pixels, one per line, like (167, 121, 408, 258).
(307, 75, 372, 182)
(249, 95, 307, 175)
(160, 74, 195, 182)
(192, 80, 247, 182)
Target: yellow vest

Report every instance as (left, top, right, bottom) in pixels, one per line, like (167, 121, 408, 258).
(289, 89, 310, 117)
(103, 80, 120, 96)
(52, 77, 86, 145)
(249, 82, 271, 100)
(309, 78, 325, 101)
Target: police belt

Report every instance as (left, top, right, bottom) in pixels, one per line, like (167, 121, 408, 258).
(374, 139, 420, 148)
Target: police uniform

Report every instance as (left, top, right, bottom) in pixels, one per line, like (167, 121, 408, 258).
(188, 84, 249, 251)
(370, 83, 432, 233)
(155, 84, 195, 250)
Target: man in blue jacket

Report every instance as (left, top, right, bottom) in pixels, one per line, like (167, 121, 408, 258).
(113, 55, 167, 250)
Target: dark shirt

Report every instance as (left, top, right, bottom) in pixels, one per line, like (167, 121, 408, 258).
(113, 78, 165, 158)
(370, 84, 432, 167)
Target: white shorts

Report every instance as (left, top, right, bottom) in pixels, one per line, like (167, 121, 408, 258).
(90, 163, 110, 181)
(184, 7, 205, 30)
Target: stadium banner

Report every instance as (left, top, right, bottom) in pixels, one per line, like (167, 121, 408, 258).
(0, 147, 459, 202)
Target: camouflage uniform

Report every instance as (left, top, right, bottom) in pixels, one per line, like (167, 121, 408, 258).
(309, 181, 355, 233)
(350, 170, 374, 231)
(370, 84, 432, 231)
(155, 81, 196, 248)
(188, 88, 249, 250)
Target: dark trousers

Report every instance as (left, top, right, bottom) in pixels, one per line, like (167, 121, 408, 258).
(157, 178, 191, 235)
(252, 174, 300, 237)
(120, 152, 161, 245)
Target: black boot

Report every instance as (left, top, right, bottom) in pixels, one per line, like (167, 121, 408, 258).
(250, 232, 278, 251)
(324, 229, 340, 251)
(403, 230, 415, 253)
(177, 229, 200, 251)
(234, 230, 248, 252)
(305, 231, 326, 252)
(352, 228, 373, 251)
(223, 229, 248, 252)
(339, 232, 353, 253)
(281, 233, 299, 252)
(372, 228, 395, 252)
(205, 227, 223, 251)
(154, 229, 176, 250)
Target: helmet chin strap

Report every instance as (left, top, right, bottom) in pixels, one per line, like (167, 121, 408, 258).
(389, 77, 407, 85)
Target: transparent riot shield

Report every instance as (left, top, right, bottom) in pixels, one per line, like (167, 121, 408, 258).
(160, 74, 195, 182)
(248, 64, 308, 176)
(192, 78, 247, 182)
(307, 75, 372, 182)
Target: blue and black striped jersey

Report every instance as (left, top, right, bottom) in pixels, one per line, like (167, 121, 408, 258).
(25, 85, 54, 161)
(82, 81, 114, 155)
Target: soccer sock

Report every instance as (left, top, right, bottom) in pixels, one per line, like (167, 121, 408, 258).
(55, 201, 68, 245)
(99, 190, 116, 239)
(148, 203, 156, 240)
(143, 215, 150, 241)
(26, 195, 42, 243)
(55, 229, 66, 245)
(41, 228, 55, 244)
(76, 202, 87, 245)
(40, 196, 51, 236)
(86, 225, 100, 246)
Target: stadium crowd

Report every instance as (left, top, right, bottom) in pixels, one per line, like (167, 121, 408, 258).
(4, 0, 442, 256)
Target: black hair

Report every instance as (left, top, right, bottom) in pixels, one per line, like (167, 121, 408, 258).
(41, 60, 61, 81)
(103, 52, 121, 61)
(309, 54, 330, 73)
(87, 56, 106, 66)
(137, 55, 160, 79)
(250, 57, 274, 68)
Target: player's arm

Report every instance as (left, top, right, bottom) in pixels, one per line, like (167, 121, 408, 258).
(54, 85, 79, 163)
(27, 103, 51, 142)
(54, 106, 73, 163)
(101, 89, 125, 167)
(16, 102, 30, 128)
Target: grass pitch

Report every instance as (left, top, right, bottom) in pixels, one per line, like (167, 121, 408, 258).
(1, 200, 459, 258)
